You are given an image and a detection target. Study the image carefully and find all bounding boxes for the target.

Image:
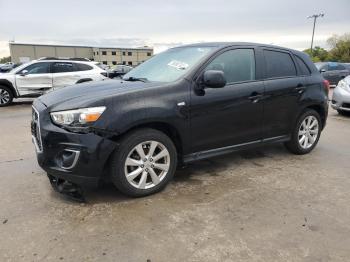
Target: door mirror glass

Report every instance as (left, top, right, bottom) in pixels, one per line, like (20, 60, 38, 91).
(20, 69, 29, 76)
(203, 70, 226, 88)
(320, 68, 326, 73)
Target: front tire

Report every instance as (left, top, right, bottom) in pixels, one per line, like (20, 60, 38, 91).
(110, 128, 177, 197)
(0, 86, 13, 107)
(285, 109, 322, 155)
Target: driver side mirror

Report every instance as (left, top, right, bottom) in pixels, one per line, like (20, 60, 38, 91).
(20, 69, 29, 76)
(320, 69, 326, 73)
(202, 70, 226, 88)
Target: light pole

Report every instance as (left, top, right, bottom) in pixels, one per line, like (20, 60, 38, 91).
(307, 13, 325, 56)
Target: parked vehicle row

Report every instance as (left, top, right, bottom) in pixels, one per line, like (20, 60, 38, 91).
(31, 42, 329, 199)
(0, 58, 108, 106)
(315, 62, 350, 86)
(0, 62, 18, 72)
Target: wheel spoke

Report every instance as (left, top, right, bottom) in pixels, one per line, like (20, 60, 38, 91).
(299, 135, 306, 144)
(153, 149, 169, 161)
(148, 141, 158, 157)
(138, 171, 148, 189)
(148, 168, 160, 184)
(125, 157, 142, 166)
(135, 144, 146, 159)
(153, 163, 169, 171)
(126, 167, 143, 181)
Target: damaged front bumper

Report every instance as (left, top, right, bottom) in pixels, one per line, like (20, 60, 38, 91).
(32, 99, 117, 200)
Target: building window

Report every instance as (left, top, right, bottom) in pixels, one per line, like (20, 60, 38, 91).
(122, 61, 126, 65)
(96, 51, 99, 55)
(93, 52, 95, 55)
(102, 51, 107, 55)
(112, 61, 117, 65)
(112, 51, 116, 55)
(122, 51, 126, 56)
(128, 52, 132, 56)
(102, 61, 107, 65)
(128, 61, 132, 66)
(147, 52, 151, 56)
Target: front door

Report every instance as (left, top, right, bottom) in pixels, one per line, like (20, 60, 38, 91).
(15, 62, 52, 91)
(190, 48, 264, 153)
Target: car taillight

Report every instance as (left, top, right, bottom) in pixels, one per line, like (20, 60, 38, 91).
(100, 72, 108, 77)
(323, 79, 330, 95)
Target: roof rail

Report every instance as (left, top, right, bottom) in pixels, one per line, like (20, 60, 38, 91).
(37, 57, 91, 61)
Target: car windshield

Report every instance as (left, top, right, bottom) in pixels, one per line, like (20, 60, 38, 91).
(123, 46, 217, 82)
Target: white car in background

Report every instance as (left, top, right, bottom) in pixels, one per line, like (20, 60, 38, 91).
(0, 58, 107, 107)
(331, 75, 350, 115)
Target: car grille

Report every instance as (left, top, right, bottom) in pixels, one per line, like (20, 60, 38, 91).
(31, 107, 43, 152)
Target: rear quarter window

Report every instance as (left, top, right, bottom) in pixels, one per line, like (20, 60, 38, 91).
(76, 63, 93, 71)
(294, 55, 311, 75)
(264, 50, 297, 78)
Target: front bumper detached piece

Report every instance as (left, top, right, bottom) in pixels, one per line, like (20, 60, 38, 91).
(48, 174, 85, 202)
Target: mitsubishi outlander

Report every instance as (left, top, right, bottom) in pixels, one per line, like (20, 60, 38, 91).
(31, 43, 329, 198)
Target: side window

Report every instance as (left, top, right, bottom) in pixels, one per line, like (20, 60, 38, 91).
(52, 62, 75, 73)
(264, 50, 296, 78)
(205, 49, 256, 83)
(19, 62, 50, 74)
(327, 62, 344, 71)
(295, 55, 311, 75)
(76, 63, 93, 71)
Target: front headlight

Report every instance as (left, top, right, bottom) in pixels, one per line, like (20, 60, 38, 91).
(50, 106, 106, 127)
(338, 80, 350, 91)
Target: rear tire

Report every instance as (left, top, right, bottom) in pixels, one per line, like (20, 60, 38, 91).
(0, 86, 13, 107)
(110, 128, 177, 197)
(284, 109, 321, 155)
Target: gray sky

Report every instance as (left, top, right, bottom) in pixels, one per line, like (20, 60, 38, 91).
(0, 0, 349, 57)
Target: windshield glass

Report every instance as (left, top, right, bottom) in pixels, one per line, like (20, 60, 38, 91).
(123, 46, 217, 82)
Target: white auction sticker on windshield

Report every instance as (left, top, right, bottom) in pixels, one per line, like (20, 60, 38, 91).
(168, 60, 189, 70)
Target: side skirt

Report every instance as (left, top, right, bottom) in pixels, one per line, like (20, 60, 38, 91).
(183, 135, 290, 163)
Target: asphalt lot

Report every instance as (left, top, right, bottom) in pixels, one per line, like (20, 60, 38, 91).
(1, 98, 350, 262)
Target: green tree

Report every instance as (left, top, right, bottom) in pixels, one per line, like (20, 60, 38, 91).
(0, 56, 11, 63)
(327, 33, 350, 62)
(303, 46, 329, 62)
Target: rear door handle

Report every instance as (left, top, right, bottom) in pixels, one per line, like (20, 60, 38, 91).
(295, 84, 306, 93)
(248, 92, 263, 103)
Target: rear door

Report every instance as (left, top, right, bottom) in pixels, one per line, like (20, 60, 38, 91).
(15, 62, 52, 91)
(262, 48, 305, 139)
(52, 62, 81, 89)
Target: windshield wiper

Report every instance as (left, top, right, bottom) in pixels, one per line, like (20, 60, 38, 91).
(123, 76, 149, 83)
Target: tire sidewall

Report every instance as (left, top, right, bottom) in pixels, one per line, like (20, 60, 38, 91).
(0, 86, 13, 107)
(111, 129, 177, 197)
(293, 110, 322, 154)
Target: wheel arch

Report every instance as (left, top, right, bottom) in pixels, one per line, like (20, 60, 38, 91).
(0, 80, 18, 98)
(110, 121, 184, 159)
(303, 104, 327, 129)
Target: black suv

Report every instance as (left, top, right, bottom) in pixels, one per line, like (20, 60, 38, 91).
(32, 43, 329, 198)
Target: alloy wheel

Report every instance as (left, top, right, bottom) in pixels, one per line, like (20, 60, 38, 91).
(124, 140, 170, 189)
(0, 88, 10, 105)
(298, 115, 319, 149)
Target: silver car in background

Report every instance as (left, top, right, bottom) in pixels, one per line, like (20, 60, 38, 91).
(331, 75, 350, 115)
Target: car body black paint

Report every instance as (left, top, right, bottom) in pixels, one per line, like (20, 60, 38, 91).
(32, 42, 328, 187)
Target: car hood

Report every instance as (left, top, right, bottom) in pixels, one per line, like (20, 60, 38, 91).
(38, 79, 164, 111)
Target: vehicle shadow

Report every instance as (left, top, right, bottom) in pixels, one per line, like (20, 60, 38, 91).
(84, 144, 288, 204)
